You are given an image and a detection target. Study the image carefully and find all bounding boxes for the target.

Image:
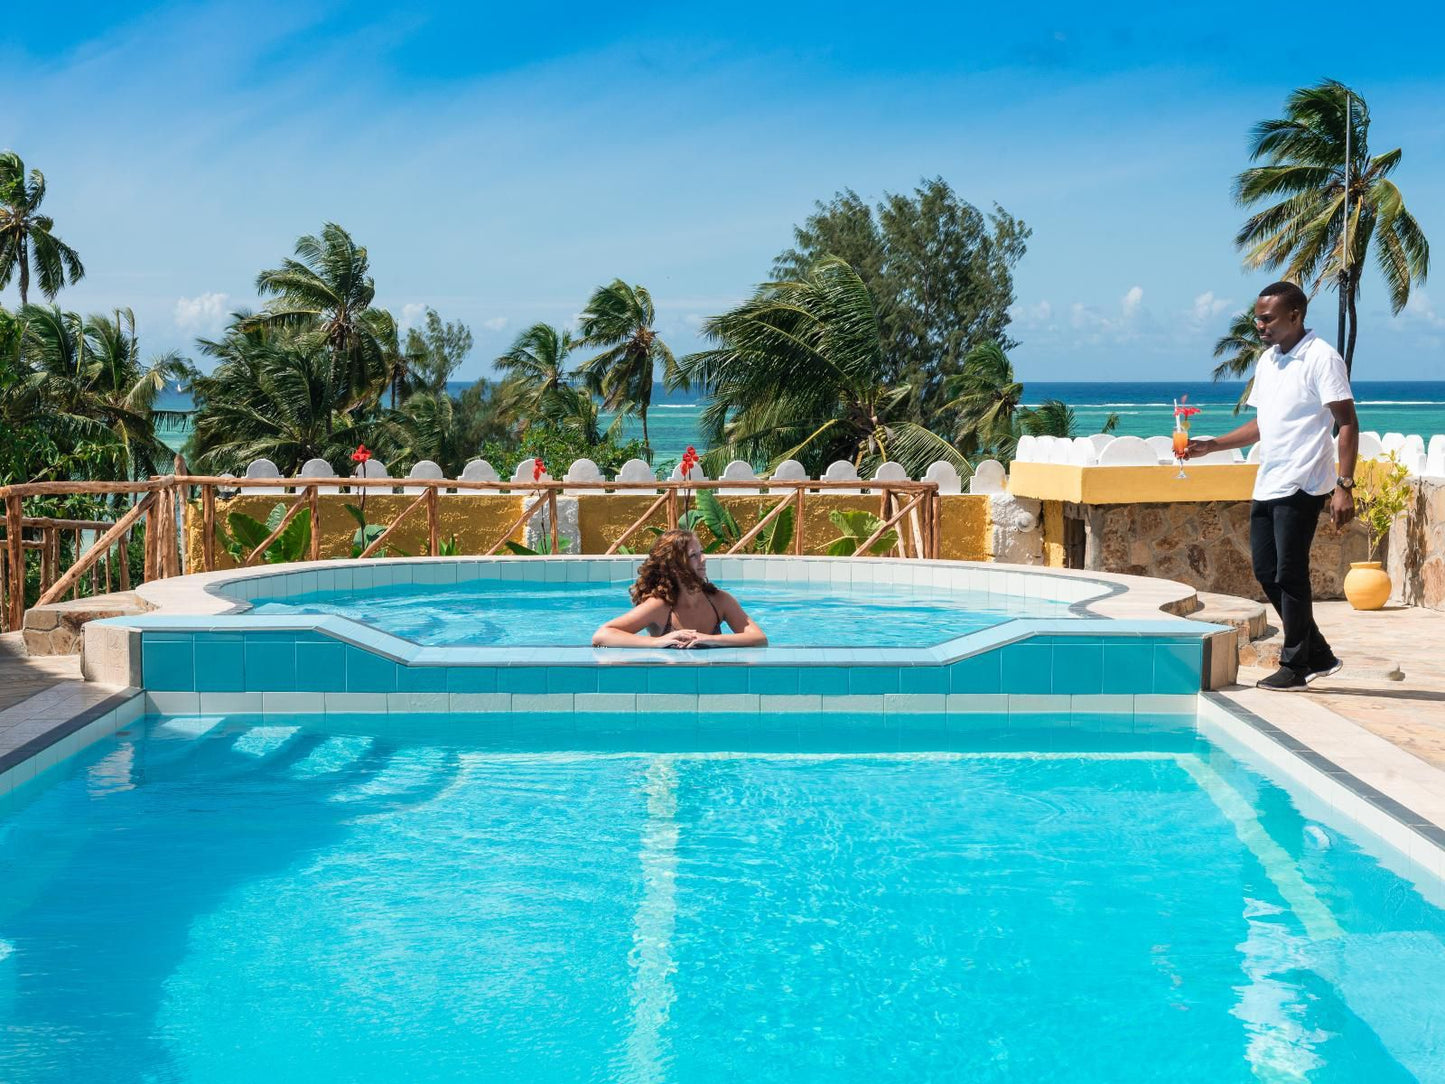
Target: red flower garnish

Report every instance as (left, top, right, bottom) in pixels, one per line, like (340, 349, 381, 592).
(532, 457, 546, 482)
(350, 443, 372, 464)
(1174, 395, 1201, 419)
(681, 445, 699, 477)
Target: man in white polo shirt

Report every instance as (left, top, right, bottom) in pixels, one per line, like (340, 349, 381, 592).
(1187, 281, 1359, 690)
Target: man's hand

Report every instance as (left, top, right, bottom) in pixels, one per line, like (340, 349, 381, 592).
(1183, 437, 1217, 460)
(1330, 486, 1355, 529)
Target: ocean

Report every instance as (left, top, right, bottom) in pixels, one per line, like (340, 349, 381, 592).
(154, 380, 1445, 460)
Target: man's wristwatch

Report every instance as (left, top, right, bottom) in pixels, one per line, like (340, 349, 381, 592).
(1335, 476, 1355, 490)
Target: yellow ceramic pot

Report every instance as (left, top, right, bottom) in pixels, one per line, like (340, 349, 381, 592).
(1343, 561, 1391, 611)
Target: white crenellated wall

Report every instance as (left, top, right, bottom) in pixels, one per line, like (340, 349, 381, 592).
(1010, 431, 1445, 479)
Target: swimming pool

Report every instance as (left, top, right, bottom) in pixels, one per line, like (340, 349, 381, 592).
(249, 578, 1079, 647)
(2, 710, 1442, 1081)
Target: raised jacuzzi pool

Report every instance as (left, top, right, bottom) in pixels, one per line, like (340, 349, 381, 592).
(90, 556, 1222, 718)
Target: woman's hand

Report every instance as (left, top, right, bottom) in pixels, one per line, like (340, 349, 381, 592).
(654, 628, 701, 649)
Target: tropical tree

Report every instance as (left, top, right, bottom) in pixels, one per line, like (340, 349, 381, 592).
(6, 305, 186, 480)
(678, 257, 967, 477)
(403, 307, 473, 396)
(774, 177, 1029, 416)
(494, 322, 575, 427)
(1211, 308, 1264, 413)
(247, 223, 398, 410)
(941, 341, 1024, 458)
(1234, 80, 1429, 375)
(0, 152, 85, 304)
(575, 280, 678, 451)
(188, 322, 391, 476)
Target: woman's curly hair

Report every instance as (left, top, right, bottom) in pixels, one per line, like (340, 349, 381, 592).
(631, 529, 718, 606)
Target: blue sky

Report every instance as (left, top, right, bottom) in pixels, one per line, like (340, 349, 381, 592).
(4, 1, 1443, 382)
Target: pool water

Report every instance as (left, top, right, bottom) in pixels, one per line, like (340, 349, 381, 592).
(250, 579, 1079, 647)
(2, 714, 1442, 1082)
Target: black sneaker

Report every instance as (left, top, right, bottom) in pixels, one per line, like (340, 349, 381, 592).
(1305, 656, 1343, 684)
(1256, 666, 1309, 691)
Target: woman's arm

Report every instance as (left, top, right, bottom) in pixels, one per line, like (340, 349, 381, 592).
(592, 598, 694, 648)
(690, 591, 768, 648)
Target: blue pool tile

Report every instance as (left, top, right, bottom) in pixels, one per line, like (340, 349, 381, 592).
(696, 668, 749, 694)
(193, 635, 244, 692)
(949, 652, 1002, 693)
(599, 667, 652, 693)
(244, 635, 297, 692)
(898, 667, 949, 694)
(1153, 642, 1203, 694)
(1052, 643, 1104, 695)
(497, 668, 547, 693)
(1102, 642, 1154, 694)
(647, 668, 699, 694)
(796, 667, 848, 695)
(397, 665, 447, 692)
(847, 667, 899, 695)
(1000, 643, 1053, 694)
(749, 668, 800, 695)
(295, 640, 348, 692)
(143, 636, 195, 691)
(345, 648, 397, 693)
(547, 667, 600, 694)
(446, 667, 498, 693)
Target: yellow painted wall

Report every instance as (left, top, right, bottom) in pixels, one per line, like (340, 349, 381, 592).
(187, 491, 994, 569)
(185, 494, 525, 572)
(937, 495, 990, 562)
(1009, 461, 1260, 504)
(1041, 500, 1066, 567)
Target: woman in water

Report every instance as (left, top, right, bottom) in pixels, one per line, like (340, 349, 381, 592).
(592, 529, 768, 648)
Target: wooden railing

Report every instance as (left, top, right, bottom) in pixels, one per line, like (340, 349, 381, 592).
(0, 470, 940, 631)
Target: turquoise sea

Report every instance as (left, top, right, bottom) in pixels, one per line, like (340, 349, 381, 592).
(155, 381, 1445, 462)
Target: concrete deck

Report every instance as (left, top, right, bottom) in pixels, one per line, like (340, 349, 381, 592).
(1239, 601, 1445, 771)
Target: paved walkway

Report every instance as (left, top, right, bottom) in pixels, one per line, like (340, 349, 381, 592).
(0, 632, 82, 711)
(1239, 601, 1445, 771)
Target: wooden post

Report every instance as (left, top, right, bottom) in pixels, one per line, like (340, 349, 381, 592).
(103, 543, 113, 594)
(547, 488, 558, 554)
(793, 485, 805, 555)
(426, 486, 439, 557)
(71, 529, 81, 598)
(143, 499, 157, 583)
(39, 526, 55, 591)
(163, 481, 181, 578)
(202, 484, 216, 571)
(666, 486, 678, 530)
(5, 494, 23, 632)
(309, 485, 321, 562)
(119, 527, 131, 591)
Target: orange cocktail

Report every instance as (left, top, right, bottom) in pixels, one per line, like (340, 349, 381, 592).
(1172, 396, 1200, 479)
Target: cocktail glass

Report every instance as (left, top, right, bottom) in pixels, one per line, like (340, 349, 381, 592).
(1173, 422, 1189, 479)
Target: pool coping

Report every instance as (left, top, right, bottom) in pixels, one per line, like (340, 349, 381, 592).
(85, 556, 1224, 680)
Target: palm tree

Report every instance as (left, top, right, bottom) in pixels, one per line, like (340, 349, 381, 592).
(10, 305, 185, 480)
(1212, 308, 1264, 413)
(494, 322, 575, 428)
(940, 342, 1024, 458)
(677, 257, 967, 477)
(1234, 80, 1429, 375)
(0, 152, 85, 304)
(1020, 399, 1076, 438)
(575, 280, 677, 452)
(189, 322, 390, 476)
(248, 223, 398, 411)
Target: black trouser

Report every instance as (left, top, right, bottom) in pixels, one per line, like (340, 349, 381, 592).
(1250, 489, 1334, 672)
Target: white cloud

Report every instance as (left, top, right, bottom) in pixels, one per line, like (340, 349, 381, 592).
(173, 292, 230, 336)
(482, 316, 509, 331)
(400, 302, 427, 330)
(1008, 299, 1053, 326)
(683, 313, 706, 328)
(1190, 290, 1232, 323)
(1401, 290, 1444, 329)
(1121, 285, 1144, 319)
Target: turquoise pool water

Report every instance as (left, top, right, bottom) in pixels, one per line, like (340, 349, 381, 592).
(2, 714, 1442, 1082)
(249, 579, 1078, 647)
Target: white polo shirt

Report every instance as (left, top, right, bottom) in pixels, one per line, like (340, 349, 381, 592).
(1247, 330, 1353, 501)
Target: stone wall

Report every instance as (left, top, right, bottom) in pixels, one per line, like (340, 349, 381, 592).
(1389, 479, 1445, 611)
(1079, 500, 1369, 601)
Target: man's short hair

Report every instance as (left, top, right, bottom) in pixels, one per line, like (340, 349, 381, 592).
(1258, 280, 1308, 316)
